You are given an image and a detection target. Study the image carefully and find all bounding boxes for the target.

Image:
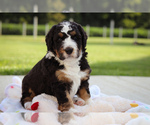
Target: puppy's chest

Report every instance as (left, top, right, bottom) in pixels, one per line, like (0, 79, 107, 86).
(56, 60, 89, 98)
(62, 64, 81, 98)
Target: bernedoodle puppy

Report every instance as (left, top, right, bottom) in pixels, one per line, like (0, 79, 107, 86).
(20, 21, 91, 112)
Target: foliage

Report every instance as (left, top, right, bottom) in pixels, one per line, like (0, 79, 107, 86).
(2, 23, 52, 35)
(47, 13, 66, 25)
(1, 23, 149, 38)
(0, 13, 150, 29)
(121, 19, 136, 28)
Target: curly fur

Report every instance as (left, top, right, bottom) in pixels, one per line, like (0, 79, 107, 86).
(20, 21, 91, 112)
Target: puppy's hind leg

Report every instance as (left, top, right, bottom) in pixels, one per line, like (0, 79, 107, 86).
(21, 88, 35, 110)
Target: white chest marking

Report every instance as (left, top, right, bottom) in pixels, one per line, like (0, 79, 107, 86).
(62, 65, 89, 98)
(62, 59, 81, 98)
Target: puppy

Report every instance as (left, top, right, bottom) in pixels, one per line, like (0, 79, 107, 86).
(20, 21, 91, 112)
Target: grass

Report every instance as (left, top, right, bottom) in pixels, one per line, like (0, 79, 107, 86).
(87, 37, 150, 76)
(0, 35, 150, 76)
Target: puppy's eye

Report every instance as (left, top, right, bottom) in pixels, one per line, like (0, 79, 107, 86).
(72, 36, 78, 40)
(58, 38, 62, 42)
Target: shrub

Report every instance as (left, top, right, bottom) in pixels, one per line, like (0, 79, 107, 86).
(2, 23, 22, 35)
(1, 23, 149, 38)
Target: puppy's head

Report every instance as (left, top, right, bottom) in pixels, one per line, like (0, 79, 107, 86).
(46, 21, 87, 60)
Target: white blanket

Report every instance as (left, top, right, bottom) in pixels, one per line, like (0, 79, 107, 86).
(0, 76, 150, 125)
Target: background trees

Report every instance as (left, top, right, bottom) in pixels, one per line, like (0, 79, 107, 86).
(0, 13, 149, 29)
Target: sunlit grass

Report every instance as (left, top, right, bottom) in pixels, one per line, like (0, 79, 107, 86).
(87, 37, 150, 76)
(0, 35, 150, 76)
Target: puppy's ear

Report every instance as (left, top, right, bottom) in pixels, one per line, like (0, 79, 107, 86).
(45, 25, 56, 51)
(77, 24, 87, 50)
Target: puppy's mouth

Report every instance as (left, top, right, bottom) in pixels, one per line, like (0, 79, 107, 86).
(56, 48, 80, 61)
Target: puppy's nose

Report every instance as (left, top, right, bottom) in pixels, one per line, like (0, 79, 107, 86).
(65, 47, 73, 55)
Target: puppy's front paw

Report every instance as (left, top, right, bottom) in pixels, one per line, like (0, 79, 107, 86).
(73, 97, 85, 106)
(58, 102, 74, 112)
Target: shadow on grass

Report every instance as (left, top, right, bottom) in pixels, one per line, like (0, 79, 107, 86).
(0, 68, 31, 75)
(87, 42, 150, 46)
(0, 56, 150, 76)
(90, 56, 150, 76)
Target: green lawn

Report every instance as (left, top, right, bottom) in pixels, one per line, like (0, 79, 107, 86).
(0, 35, 150, 76)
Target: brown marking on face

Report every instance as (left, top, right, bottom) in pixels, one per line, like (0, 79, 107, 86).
(55, 49, 60, 58)
(81, 69, 91, 81)
(77, 88, 90, 102)
(58, 91, 74, 112)
(58, 32, 64, 37)
(76, 46, 82, 58)
(23, 88, 35, 104)
(59, 47, 65, 54)
(79, 46, 82, 53)
(56, 70, 72, 83)
(55, 48, 66, 60)
(70, 30, 76, 36)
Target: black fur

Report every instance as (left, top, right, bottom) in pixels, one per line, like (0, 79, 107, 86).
(20, 21, 91, 111)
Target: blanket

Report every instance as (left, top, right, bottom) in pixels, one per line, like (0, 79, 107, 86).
(0, 76, 150, 125)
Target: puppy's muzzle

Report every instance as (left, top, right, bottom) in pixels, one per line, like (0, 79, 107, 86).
(65, 47, 73, 55)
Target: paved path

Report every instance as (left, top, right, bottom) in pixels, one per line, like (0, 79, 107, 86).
(90, 76, 150, 104)
(0, 75, 150, 105)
